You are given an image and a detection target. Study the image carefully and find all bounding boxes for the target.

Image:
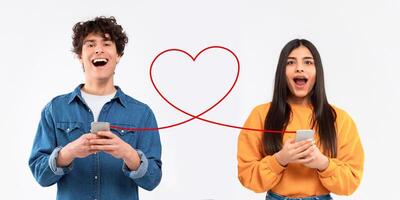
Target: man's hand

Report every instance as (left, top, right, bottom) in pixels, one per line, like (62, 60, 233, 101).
(89, 131, 141, 171)
(57, 133, 99, 167)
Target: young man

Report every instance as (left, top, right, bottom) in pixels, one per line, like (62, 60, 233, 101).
(29, 16, 162, 200)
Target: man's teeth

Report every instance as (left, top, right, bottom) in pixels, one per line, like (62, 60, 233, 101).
(93, 58, 108, 63)
(92, 58, 108, 67)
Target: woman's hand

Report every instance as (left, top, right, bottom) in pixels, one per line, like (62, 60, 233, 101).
(274, 138, 314, 166)
(297, 144, 329, 171)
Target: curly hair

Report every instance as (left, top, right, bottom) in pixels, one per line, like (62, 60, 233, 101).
(72, 16, 128, 57)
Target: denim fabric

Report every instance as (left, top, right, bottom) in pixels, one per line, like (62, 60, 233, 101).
(266, 191, 332, 200)
(29, 84, 162, 200)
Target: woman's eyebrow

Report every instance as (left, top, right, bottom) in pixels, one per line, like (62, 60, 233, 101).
(303, 56, 314, 60)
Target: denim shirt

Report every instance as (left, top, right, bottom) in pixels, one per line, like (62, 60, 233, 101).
(29, 85, 162, 200)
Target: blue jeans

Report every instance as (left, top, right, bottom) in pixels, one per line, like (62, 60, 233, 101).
(266, 191, 332, 200)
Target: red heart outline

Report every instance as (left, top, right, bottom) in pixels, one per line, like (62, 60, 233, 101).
(149, 46, 240, 129)
(111, 46, 295, 134)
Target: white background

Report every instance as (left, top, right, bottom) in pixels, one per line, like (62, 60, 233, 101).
(1, 0, 399, 199)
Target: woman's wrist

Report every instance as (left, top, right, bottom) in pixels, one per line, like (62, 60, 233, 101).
(317, 156, 329, 171)
(274, 152, 288, 167)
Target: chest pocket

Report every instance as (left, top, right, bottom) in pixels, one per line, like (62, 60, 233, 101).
(110, 123, 138, 147)
(56, 122, 85, 142)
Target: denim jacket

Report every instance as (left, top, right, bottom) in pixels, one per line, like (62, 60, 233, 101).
(29, 85, 162, 200)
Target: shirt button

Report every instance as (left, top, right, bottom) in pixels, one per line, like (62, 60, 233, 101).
(121, 130, 125, 133)
(94, 176, 98, 179)
(66, 128, 70, 132)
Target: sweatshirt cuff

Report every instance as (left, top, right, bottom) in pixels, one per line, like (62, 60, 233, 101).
(48, 147, 73, 175)
(318, 158, 336, 177)
(267, 155, 286, 174)
(122, 150, 149, 179)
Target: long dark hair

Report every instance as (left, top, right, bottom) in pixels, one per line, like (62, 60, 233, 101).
(263, 39, 337, 158)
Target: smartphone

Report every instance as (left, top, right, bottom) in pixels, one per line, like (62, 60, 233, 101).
(295, 129, 314, 142)
(90, 122, 110, 133)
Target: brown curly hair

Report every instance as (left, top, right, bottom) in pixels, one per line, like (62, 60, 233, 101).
(72, 16, 128, 57)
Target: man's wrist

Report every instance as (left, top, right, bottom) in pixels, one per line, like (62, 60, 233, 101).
(57, 147, 74, 167)
(123, 146, 140, 171)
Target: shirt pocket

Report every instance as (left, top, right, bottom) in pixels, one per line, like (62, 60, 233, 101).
(56, 122, 85, 142)
(110, 123, 138, 147)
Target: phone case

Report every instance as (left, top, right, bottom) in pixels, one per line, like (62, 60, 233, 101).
(90, 122, 110, 133)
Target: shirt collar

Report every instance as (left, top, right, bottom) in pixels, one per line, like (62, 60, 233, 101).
(68, 84, 127, 108)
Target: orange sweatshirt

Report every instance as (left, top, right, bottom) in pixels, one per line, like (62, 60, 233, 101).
(237, 103, 364, 197)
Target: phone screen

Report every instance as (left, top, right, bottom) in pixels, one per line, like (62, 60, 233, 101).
(295, 130, 314, 142)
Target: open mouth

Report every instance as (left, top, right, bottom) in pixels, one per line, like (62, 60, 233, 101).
(293, 76, 308, 86)
(92, 58, 108, 67)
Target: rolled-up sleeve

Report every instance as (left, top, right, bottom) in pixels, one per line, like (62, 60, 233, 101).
(28, 103, 65, 187)
(49, 147, 73, 175)
(122, 150, 149, 179)
(130, 107, 162, 191)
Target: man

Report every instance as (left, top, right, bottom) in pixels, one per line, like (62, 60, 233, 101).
(29, 16, 162, 200)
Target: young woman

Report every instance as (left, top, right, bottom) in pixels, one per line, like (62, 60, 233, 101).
(237, 39, 364, 200)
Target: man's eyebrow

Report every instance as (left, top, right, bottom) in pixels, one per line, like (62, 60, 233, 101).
(83, 39, 95, 44)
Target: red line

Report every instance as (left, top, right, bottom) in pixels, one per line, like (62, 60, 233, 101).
(110, 46, 296, 134)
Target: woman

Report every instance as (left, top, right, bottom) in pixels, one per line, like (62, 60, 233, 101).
(237, 39, 364, 200)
